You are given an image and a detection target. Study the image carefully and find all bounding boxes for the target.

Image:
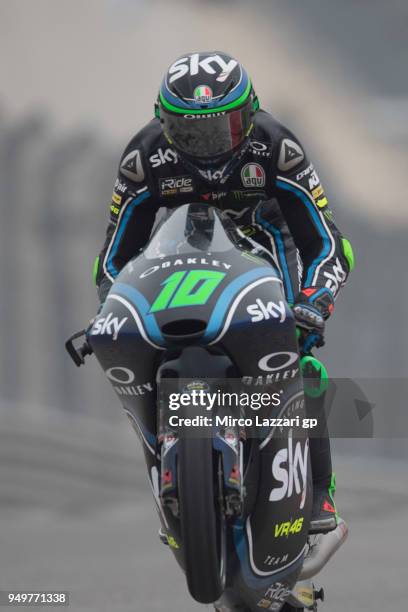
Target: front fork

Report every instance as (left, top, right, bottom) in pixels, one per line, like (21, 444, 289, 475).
(157, 400, 246, 521)
(155, 346, 246, 527)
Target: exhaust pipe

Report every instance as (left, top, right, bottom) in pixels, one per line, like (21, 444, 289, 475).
(298, 518, 349, 580)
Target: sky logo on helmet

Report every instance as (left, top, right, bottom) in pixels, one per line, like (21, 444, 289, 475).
(194, 85, 213, 103)
(241, 163, 265, 188)
(168, 53, 238, 84)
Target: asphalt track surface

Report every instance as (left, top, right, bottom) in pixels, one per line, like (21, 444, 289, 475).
(1, 409, 407, 612)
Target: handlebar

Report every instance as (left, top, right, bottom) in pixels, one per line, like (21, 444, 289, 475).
(65, 329, 93, 367)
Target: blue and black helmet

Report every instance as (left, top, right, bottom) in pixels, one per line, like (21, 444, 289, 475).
(156, 51, 259, 162)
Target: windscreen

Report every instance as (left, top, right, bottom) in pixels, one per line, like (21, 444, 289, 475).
(144, 204, 240, 259)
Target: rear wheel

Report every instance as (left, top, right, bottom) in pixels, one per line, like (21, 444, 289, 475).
(178, 435, 225, 604)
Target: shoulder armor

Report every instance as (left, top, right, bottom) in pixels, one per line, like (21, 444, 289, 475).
(118, 119, 165, 183)
(277, 138, 305, 172)
(120, 149, 144, 182)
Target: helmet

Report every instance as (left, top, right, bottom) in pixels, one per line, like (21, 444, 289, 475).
(156, 51, 259, 167)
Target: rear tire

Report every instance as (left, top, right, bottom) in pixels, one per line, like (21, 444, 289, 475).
(178, 435, 224, 604)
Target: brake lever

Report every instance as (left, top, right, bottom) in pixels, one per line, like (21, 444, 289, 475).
(65, 329, 93, 367)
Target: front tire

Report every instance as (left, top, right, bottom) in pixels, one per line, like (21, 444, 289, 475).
(178, 435, 224, 604)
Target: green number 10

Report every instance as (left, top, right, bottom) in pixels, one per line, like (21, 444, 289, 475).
(150, 269, 226, 313)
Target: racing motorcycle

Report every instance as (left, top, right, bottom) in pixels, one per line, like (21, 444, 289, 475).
(66, 203, 347, 611)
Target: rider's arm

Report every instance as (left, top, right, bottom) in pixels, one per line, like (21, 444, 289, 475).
(274, 132, 354, 317)
(93, 141, 156, 303)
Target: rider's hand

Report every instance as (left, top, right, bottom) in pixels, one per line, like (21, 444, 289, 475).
(293, 288, 334, 354)
(294, 309, 325, 354)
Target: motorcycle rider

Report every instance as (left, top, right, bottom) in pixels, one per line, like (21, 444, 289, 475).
(93, 51, 354, 534)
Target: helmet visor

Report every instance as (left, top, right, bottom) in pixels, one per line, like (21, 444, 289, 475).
(161, 105, 253, 159)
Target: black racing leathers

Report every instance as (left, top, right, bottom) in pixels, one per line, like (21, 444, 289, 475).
(95, 110, 351, 307)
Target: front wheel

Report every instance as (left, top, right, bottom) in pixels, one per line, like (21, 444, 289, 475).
(178, 435, 225, 604)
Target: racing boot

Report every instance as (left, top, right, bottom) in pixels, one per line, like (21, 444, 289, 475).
(310, 473, 338, 534)
(302, 355, 338, 534)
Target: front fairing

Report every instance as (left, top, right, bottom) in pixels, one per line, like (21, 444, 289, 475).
(87, 204, 311, 606)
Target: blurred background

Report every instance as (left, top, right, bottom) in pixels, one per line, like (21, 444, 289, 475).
(0, 1, 407, 610)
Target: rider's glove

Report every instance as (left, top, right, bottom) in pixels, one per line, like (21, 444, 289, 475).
(293, 288, 334, 354)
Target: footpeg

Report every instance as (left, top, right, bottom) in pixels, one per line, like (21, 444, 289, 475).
(314, 587, 325, 602)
